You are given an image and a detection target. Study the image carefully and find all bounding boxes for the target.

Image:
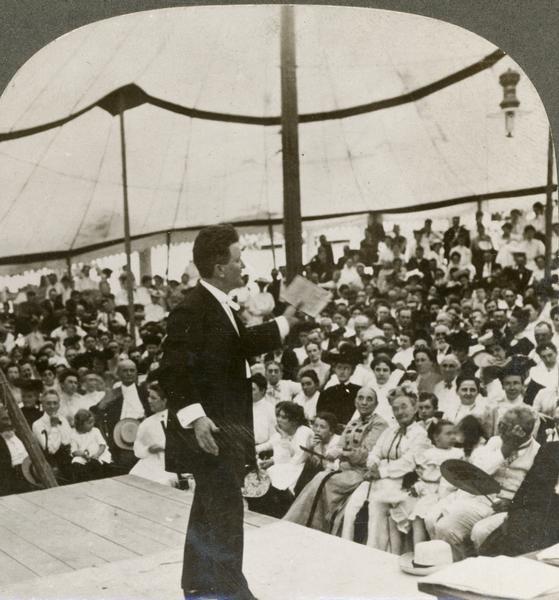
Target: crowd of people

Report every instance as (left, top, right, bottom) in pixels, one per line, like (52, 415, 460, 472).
(1, 203, 559, 564)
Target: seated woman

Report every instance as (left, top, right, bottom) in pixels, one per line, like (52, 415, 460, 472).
(293, 370, 321, 423)
(70, 409, 112, 482)
(130, 382, 178, 487)
(443, 375, 497, 438)
(341, 388, 430, 553)
(369, 356, 405, 426)
(251, 402, 313, 517)
(251, 373, 276, 448)
(293, 411, 340, 496)
(283, 387, 388, 533)
(413, 348, 442, 394)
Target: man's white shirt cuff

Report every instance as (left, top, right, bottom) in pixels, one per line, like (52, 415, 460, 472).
(177, 404, 206, 428)
(275, 316, 289, 340)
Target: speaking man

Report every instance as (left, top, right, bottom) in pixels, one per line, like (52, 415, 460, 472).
(160, 224, 298, 600)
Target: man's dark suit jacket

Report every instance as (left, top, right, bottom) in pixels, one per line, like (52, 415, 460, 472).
(160, 282, 282, 476)
(91, 383, 150, 455)
(502, 266, 533, 294)
(0, 435, 14, 496)
(480, 442, 559, 556)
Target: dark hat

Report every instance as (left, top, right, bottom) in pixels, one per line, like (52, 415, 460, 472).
(447, 330, 472, 352)
(101, 268, 113, 277)
(325, 343, 362, 367)
(142, 334, 161, 346)
(63, 335, 82, 348)
(18, 379, 43, 393)
(500, 355, 534, 381)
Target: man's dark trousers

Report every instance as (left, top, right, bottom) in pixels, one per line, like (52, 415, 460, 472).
(182, 453, 250, 599)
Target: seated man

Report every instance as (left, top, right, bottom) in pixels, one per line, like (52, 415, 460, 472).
(91, 359, 150, 471)
(428, 406, 539, 560)
(479, 441, 559, 556)
(0, 407, 31, 496)
(32, 390, 72, 481)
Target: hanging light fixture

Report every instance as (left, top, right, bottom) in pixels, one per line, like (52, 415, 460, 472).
(499, 68, 520, 137)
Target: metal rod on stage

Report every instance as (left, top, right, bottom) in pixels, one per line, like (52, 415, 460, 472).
(0, 370, 58, 488)
(545, 127, 554, 283)
(267, 216, 277, 269)
(118, 93, 137, 337)
(280, 4, 303, 283)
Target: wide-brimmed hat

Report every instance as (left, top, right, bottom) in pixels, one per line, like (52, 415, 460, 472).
(399, 540, 453, 576)
(113, 418, 140, 450)
(325, 344, 362, 367)
(440, 459, 500, 496)
(21, 457, 43, 488)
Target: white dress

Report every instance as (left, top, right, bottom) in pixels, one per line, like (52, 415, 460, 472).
(130, 410, 178, 487)
(70, 427, 112, 464)
(409, 446, 464, 519)
(266, 425, 313, 491)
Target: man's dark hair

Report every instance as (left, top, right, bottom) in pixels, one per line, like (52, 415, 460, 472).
(418, 392, 439, 410)
(193, 224, 239, 278)
(251, 373, 267, 392)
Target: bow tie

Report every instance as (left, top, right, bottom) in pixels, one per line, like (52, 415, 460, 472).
(269, 384, 281, 392)
(50, 417, 62, 426)
(445, 382, 453, 389)
(225, 298, 240, 312)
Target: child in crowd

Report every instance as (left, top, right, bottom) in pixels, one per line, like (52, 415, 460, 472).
(406, 420, 462, 547)
(70, 409, 111, 482)
(416, 392, 442, 431)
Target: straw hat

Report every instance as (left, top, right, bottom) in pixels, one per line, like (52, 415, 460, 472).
(113, 418, 140, 450)
(399, 540, 453, 576)
(21, 457, 43, 488)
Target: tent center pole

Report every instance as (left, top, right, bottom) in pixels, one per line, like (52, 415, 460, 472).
(545, 127, 554, 283)
(118, 93, 137, 338)
(280, 4, 302, 282)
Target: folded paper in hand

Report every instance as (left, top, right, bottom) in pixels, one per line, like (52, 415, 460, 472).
(280, 275, 332, 318)
(423, 556, 559, 600)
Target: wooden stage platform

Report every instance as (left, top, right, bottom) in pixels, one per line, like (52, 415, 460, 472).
(0, 475, 427, 599)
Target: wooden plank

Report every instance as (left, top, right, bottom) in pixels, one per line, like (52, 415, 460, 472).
(21, 485, 180, 553)
(82, 477, 189, 532)
(0, 525, 68, 579)
(0, 547, 36, 586)
(117, 474, 195, 505)
(117, 474, 277, 527)
(0, 495, 136, 567)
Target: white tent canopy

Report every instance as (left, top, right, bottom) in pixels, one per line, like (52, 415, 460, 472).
(0, 5, 553, 268)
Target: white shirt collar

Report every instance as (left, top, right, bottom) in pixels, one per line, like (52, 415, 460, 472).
(200, 279, 230, 306)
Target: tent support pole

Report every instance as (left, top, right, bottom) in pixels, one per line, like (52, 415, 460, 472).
(118, 93, 137, 337)
(267, 217, 277, 269)
(65, 255, 72, 279)
(545, 127, 554, 283)
(165, 230, 171, 280)
(0, 369, 58, 488)
(280, 4, 302, 283)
